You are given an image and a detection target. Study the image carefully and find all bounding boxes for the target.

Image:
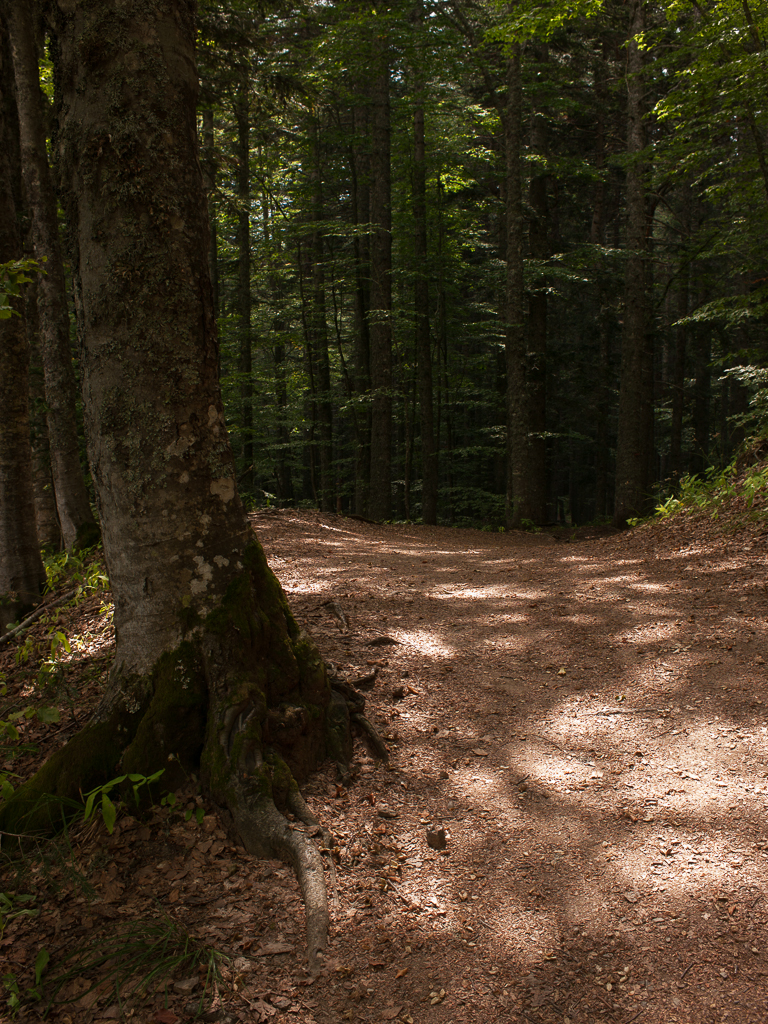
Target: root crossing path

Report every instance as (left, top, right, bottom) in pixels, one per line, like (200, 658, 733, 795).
(256, 510, 768, 1024)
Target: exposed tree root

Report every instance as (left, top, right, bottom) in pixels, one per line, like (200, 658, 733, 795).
(287, 789, 339, 916)
(352, 713, 389, 762)
(230, 795, 329, 972)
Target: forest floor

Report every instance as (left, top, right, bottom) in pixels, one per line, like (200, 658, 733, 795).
(2, 504, 768, 1024)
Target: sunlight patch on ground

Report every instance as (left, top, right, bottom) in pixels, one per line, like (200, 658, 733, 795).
(395, 628, 457, 658)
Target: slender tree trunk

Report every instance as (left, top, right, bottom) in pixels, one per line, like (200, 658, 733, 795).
(201, 106, 219, 321)
(263, 196, 294, 505)
(412, 0, 437, 525)
(523, 56, 549, 525)
(234, 83, 253, 492)
(350, 104, 371, 514)
(0, 30, 45, 631)
(26, 278, 62, 551)
(669, 252, 688, 481)
(4, 0, 334, 964)
(504, 46, 528, 529)
(5, 0, 96, 550)
(614, 0, 654, 527)
(368, 45, 392, 522)
(310, 123, 334, 513)
(692, 324, 711, 476)
(591, 47, 611, 519)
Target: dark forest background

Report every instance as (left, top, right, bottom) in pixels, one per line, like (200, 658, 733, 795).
(16, 0, 768, 534)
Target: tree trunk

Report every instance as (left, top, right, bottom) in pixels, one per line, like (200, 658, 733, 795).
(368, 44, 392, 522)
(349, 103, 371, 515)
(201, 106, 219, 321)
(5, 0, 97, 551)
(614, 0, 654, 527)
(412, 0, 437, 525)
(26, 278, 62, 551)
(234, 83, 253, 492)
(0, 29, 46, 631)
(2, 0, 333, 967)
(310, 122, 334, 513)
(504, 46, 531, 529)
(523, 55, 549, 526)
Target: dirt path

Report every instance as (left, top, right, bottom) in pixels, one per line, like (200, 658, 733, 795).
(255, 510, 768, 1024)
(2, 509, 768, 1024)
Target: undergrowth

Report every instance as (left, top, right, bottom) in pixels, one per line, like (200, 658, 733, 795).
(634, 438, 768, 532)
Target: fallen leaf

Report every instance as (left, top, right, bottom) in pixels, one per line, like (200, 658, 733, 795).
(172, 977, 198, 994)
(258, 942, 295, 956)
(153, 1011, 180, 1024)
(396, 968, 409, 978)
(471, 748, 489, 757)
(381, 1007, 403, 1020)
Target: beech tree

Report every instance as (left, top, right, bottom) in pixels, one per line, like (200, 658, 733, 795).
(0, 0, 335, 966)
(0, 25, 46, 632)
(4, 0, 97, 551)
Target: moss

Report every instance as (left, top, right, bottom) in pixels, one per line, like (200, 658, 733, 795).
(263, 751, 298, 807)
(120, 641, 207, 787)
(178, 602, 202, 633)
(0, 713, 142, 836)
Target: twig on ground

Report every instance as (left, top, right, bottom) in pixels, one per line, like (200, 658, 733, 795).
(0, 589, 78, 646)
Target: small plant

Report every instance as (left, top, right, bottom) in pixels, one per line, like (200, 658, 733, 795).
(0, 892, 39, 940)
(2, 948, 48, 1016)
(45, 913, 225, 1015)
(82, 770, 166, 834)
(519, 518, 542, 534)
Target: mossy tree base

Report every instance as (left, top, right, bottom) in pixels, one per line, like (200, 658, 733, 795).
(0, 542, 337, 966)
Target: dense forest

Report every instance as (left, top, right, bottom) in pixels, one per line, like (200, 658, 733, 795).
(3, 0, 768, 543)
(193, 0, 768, 530)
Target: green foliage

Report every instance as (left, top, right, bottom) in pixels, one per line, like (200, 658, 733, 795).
(647, 452, 768, 528)
(2, 948, 48, 1017)
(0, 891, 38, 940)
(81, 771, 165, 835)
(0, 257, 45, 319)
(43, 547, 108, 597)
(519, 517, 542, 534)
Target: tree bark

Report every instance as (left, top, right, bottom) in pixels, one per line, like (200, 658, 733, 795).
(350, 102, 371, 514)
(0, 27, 46, 631)
(368, 41, 392, 522)
(614, 0, 654, 527)
(309, 121, 334, 513)
(5, 0, 97, 551)
(200, 106, 219, 321)
(412, 0, 437, 525)
(2, 0, 333, 967)
(234, 82, 253, 492)
(26, 277, 62, 551)
(504, 46, 531, 529)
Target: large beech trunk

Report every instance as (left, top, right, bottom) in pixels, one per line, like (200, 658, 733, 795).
(1, 0, 332, 966)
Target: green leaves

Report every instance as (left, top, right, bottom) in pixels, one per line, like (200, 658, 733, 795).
(0, 257, 45, 318)
(81, 770, 165, 834)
